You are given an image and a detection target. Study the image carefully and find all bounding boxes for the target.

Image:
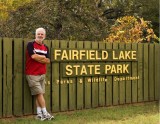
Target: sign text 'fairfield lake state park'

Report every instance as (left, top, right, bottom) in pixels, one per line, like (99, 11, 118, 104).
(50, 48, 139, 84)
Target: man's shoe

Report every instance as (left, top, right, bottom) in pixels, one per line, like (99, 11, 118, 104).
(41, 112, 54, 121)
(35, 113, 43, 120)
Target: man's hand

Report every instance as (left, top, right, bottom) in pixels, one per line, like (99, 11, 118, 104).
(31, 54, 50, 64)
(38, 58, 50, 64)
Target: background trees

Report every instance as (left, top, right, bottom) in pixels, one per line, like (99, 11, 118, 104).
(0, 0, 159, 42)
(0, 0, 33, 21)
(104, 16, 159, 43)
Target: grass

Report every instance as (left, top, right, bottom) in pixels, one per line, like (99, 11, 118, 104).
(0, 101, 159, 124)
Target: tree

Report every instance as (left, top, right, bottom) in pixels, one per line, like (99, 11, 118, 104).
(104, 16, 159, 43)
(0, 0, 109, 41)
(0, 0, 34, 21)
(0, 0, 159, 41)
(100, 0, 159, 36)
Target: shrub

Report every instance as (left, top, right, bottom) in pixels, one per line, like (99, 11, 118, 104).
(104, 16, 159, 43)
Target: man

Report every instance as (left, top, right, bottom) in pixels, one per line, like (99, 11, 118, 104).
(25, 27, 54, 121)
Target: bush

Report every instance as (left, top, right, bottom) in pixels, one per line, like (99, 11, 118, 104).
(104, 16, 159, 43)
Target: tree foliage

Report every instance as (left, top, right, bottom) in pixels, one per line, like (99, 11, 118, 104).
(0, 0, 34, 21)
(100, 0, 159, 36)
(0, 0, 109, 41)
(0, 0, 159, 42)
(104, 16, 159, 43)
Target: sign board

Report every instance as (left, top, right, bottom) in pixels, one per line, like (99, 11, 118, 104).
(51, 48, 138, 77)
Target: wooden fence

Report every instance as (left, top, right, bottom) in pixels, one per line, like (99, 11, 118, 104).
(0, 38, 160, 118)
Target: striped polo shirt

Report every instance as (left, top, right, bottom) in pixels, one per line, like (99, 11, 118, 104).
(25, 41, 49, 75)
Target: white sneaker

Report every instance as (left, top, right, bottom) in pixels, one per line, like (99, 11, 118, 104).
(41, 112, 54, 121)
(35, 113, 43, 120)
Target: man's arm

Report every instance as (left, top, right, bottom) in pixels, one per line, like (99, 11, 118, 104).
(31, 54, 50, 64)
(38, 57, 50, 64)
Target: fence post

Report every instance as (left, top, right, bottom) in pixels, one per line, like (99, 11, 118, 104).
(52, 40, 60, 112)
(76, 41, 84, 110)
(148, 44, 154, 101)
(0, 38, 2, 118)
(125, 43, 132, 103)
(23, 39, 32, 115)
(137, 43, 143, 102)
(84, 41, 92, 109)
(3, 38, 13, 117)
(106, 42, 113, 106)
(131, 43, 138, 103)
(98, 42, 106, 107)
(13, 38, 23, 116)
(112, 42, 119, 105)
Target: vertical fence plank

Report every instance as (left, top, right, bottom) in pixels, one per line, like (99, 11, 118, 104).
(13, 38, 23, 116)
(60, 40, 69, 111)
(106, 42, 113, 106)
(0, 38, 2, 118)
(138, 44, 143, 102)
(52, 40, 60, 112)
(131, 43, 138, 103)
(3, 38, 13, 117)
(91, 42, 99, 108)
(143, 44, 149, 101)
(125, 43, 132, 103)
(155, 44, 160, 100)
(68, 41, 76, 110)
(149, 44, 154, 101)
(98, 42, 106, 107)
(23, 39, 32, 115)
(112, 43, 119, 105)
(119, 43, 125, 104)
(43, 40, 52, 112)
(76, 41, 84, 110)
(84, 41, 91, 109)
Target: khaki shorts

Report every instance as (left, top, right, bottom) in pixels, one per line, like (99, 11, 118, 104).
(26, 74, 46, 95)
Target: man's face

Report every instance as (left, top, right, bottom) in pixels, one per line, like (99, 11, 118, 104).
(35, 31, 46, 42)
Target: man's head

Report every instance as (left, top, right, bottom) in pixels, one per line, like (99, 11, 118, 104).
(35, 27, 46, 43)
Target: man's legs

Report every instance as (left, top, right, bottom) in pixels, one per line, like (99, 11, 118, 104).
(36, 93, 46, 108)
(36, 93, 47, 114)
(35, 93, 54, 121)
(26, 75, 54, 120)
(35, 93, 46, 119)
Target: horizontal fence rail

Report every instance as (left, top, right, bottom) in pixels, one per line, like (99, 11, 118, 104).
(0, 38, 160, 118)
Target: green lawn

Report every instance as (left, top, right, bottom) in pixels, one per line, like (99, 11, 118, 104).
(0, 101, 159, 124)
